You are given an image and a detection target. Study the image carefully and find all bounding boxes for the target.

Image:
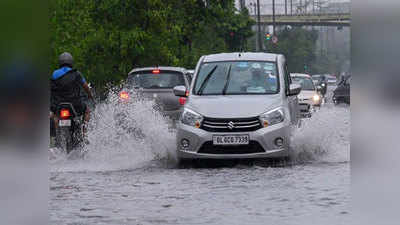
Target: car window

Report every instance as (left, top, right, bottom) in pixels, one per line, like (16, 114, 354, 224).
(292, 77, 315, 91)
(194, 61, 279, 95)
(128, 71, 185, 89)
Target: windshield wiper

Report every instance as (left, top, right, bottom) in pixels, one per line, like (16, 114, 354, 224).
(197, 65, 218, 95)
(222, 65, 232, 95)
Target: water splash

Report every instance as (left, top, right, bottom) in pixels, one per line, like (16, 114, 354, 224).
(51, 87, 177, 172)
(291, 103, 350, 164)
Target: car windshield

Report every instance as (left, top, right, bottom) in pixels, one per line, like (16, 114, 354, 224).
(292, 77, 315, 91)
(128, 71, 185, 89)
(194, 61, 279, 95)
(312, 75, 325, 82)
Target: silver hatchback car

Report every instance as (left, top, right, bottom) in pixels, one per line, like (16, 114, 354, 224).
(173, 52, 302, 161)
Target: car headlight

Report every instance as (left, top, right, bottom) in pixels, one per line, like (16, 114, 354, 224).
(181, 108, 203, 128)
(313, 94, 320, 102)
(259, 107, 285, 128)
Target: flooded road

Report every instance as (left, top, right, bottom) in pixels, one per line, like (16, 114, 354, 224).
(50, 86, 350, 225)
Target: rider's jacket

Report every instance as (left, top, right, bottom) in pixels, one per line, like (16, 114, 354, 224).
(50, 66, 86, 108)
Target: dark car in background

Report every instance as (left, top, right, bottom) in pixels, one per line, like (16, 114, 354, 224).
(120, 67, 191, 121)
(333, 75, 351, 105)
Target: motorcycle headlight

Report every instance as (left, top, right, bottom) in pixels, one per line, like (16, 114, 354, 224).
(181, 108, 203, 128)
(321, 83, 326, 87)
(313, 94, 320, 102)
(259, 107, 285, 128)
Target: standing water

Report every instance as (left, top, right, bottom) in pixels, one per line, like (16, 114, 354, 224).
(50, 87, 350, 225)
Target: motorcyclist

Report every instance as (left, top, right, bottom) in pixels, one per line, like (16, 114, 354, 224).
(50, 52, 94, 136)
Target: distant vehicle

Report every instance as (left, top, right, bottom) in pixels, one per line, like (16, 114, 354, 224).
(333, 75, 350, 105)
(326, 75, 337, 85)
(173, 52, 302, 163)
(291, 73, 322, 118)
(311, 74, 327, 96)
(120, 67, 191, 121)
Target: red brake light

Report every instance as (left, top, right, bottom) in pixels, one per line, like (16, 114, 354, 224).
(185, 91, 189, 97)
(120, 91, 129, 100)
(179, 97, 187, 105)
(152, 69, 160, 74)
(60, 109, 71, 119)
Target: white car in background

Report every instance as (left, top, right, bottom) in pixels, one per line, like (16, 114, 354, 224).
(290, 73, 322, 118)
(326, 74, 337, 85)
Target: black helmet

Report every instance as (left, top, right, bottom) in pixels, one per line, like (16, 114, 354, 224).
(58, 52, 74, 67)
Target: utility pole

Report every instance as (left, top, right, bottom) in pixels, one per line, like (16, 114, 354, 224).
(272, 0, 276, 35)
(285, 0, 287, 15)
(290, 0, 293, 15)
(257, 0, 262, 51)
(239, 0, 246, 11)
(250, 2, 258, 51)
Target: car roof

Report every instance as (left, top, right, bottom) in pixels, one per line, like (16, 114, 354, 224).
(128, 66, 186, 75)
(202, 52, 281, 63)
(290, 73, 312, 78)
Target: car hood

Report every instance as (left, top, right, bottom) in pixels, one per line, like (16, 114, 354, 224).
(186, 94, 282, 118)
(298, 90, 316, 100)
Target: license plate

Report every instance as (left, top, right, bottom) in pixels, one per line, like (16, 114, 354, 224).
(213, 135, 249, 145)
(59, 120, 71, 127)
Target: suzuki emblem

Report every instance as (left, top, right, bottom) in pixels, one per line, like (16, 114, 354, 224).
(227, 121, 235, 130)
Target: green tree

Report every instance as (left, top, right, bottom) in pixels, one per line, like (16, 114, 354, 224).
(50, 0, 254, 91)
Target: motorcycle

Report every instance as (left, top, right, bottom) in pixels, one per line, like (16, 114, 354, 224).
(54, 103, 84, 154)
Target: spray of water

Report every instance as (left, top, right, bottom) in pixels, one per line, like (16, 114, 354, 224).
(291, 103, 350, 164)
(50, 87, 177, 172)
(50, 85, 349, 170)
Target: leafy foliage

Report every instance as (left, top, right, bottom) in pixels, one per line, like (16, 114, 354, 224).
(50, 0, 254, 90)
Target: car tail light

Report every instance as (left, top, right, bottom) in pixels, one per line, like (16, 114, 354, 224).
(185, 90, 189, 96)
(179, 97, 187, 105)
(152, 69, 160, 74)
(120, 91, 129, 100)
(60, 109, 71, 119)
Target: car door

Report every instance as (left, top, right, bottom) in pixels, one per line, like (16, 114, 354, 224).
(283, 64, 299, 125)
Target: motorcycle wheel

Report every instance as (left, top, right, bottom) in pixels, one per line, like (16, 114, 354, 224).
(57, 127, 74, 154)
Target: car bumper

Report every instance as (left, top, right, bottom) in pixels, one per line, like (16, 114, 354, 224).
(177, 149, 289, 159)
(176, 122, 291, 159)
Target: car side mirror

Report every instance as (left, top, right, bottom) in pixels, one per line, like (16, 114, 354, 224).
(288, 83, 302, 96)
(173, 85, 187, 97)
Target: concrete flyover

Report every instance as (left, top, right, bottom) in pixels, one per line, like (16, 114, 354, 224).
(250, 13, 351, 27)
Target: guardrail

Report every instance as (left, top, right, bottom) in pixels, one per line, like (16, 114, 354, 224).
(250, 13, 351, 27)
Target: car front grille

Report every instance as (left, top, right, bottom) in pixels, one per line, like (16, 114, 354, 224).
(198, 141, 265, 154)
(201, 117, 262, 132)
